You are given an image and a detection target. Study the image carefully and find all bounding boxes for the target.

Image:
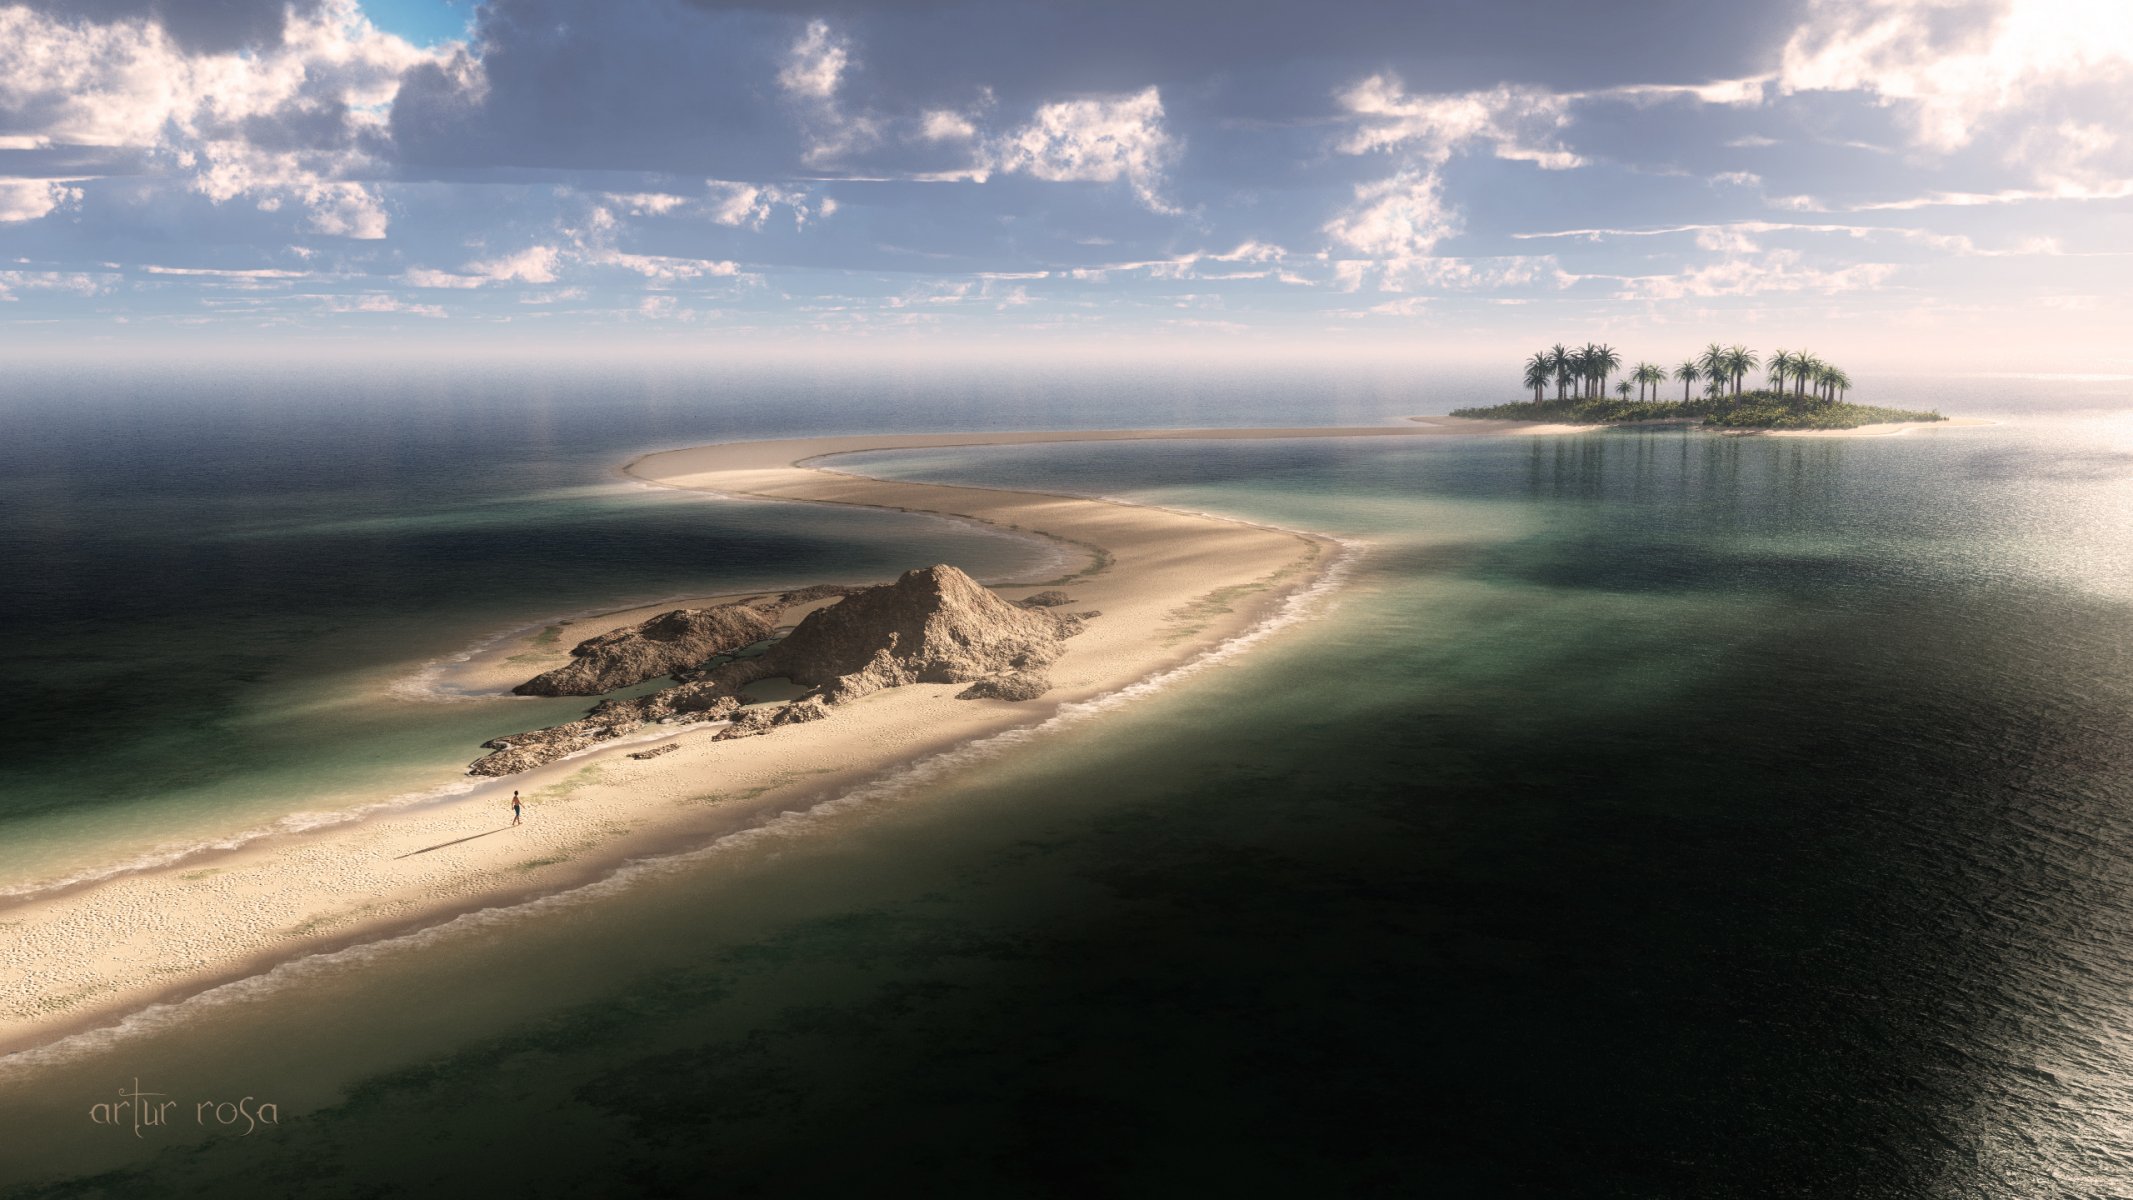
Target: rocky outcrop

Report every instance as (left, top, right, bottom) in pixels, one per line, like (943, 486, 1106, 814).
(721, 564, 1072, 703)
(955, 671, 1052, 702)
(469, 566, 1093, 774)
(629, 743, 681, 760)
(511, 585, 857, 697)
(1021, 590, 1074, 607)
(513, 606, 772, 697)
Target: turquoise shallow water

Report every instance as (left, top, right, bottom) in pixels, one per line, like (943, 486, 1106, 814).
(5, 366, 2133, 1195)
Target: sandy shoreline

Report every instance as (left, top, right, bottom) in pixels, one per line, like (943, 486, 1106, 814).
(0, 420, 1508, 1061)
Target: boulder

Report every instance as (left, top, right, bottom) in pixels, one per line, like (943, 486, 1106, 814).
(1020, 590, 1074, 607)
(629, 743, 681, 761)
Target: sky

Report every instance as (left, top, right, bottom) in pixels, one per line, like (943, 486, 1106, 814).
(0, 0, 2129, 367)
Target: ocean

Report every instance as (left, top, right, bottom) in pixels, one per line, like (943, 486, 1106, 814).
(3, 360, 2132, 1196)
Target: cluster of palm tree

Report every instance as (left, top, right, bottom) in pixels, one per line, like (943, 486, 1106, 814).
(1521, 342, 1853, 406)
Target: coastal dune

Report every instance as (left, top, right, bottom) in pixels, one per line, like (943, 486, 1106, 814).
(0, 421, 1481, 1059)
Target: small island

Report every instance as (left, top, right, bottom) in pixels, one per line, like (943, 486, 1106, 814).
(1454, 342, 1946, 431)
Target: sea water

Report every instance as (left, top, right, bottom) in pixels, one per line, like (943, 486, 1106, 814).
(3, 363, 2133, 1196)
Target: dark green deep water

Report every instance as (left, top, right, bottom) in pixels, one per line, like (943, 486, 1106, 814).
(5, 364, 2133, 1196)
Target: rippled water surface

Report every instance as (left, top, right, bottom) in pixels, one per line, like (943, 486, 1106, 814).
(3, 363, 2132, 1197)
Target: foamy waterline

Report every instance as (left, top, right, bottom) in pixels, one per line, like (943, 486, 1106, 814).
(0, 530, 1364, 1076)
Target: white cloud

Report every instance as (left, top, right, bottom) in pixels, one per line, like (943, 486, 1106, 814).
(1615, 250, 1899, 300)
(921, 110, 978, 141)
(0, 269, 107, 297)
(707, 181, 829, 229)
(1780, 0, 2133, 168)
(779, 19, 848, 100)
(316, 293, 447, 317)
(0, 178, 81, 222)
(1600, 78, 1770, 108)
(1783, 178, 2133, 210)
(401, 267, 488, 288)
(466, 244, 562, 283)
(1695, 226, 1761, 254)
(992, 87, 1177, 212)
(1327, 75, 1586, 288)
(1337, 75, 1582, 169)
(1323, 169, 1458, 264)
(603, 192, 690, 216)
(592, 250, 741, 283)
(0, 0, 440, 238)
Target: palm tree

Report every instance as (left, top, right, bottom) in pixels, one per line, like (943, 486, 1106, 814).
(1523, 352, 1552, 403)
(1547, 343, 1572, 401)
(1767, 349, 1794, 395)
(1825, 366, 1852, 402)
(1632, 362, 1666, 401)
(1674, 360, 1699, 403)
(1724, 345, 1758, 396)
(1570, 345, 1594, 398)
(1616, 380, 1634, 400)
(1793, 352, 1822, 399)
(1697, 345, 1731, 400)
(1591, 344, 1622, 398)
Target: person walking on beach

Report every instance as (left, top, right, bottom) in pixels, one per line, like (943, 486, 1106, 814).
(511, 790, 522, 826)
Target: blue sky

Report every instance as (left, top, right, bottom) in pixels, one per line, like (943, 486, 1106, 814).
(0, 0, 2128, 367)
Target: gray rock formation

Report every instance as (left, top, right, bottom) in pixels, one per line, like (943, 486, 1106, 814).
(728, 564, 1069, 703)
(629, 743, 681, 760)
(1021, 590, 1074, 607)
(469, 566, 1091, 774)
(512, 584, 857, 697)
(955, 671, 1053, 702)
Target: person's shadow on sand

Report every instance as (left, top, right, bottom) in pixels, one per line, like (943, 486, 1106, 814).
(393, 828, 514, 859)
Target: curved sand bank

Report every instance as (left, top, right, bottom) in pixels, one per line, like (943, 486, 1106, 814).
(0, 421, 1491, 1060)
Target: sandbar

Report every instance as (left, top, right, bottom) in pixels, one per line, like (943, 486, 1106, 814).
(0, 421, 1500, 1059)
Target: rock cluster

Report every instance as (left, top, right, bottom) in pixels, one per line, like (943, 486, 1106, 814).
(468, 566, 1090, 776)
(629, 743, 681, 760)
(1020, 590, 1074, 607)
(466, 694, 741, 777)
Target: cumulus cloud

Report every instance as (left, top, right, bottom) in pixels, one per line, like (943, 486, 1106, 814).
(990, 86, 1177, 211)
(1780, 0, 2133, 189)
(0, 0, 442, 239)
(1326, 74, 1583, 288)
(0, 177, 82, 221)
(708, 181, 830, 229)
(779, 19, 849, 100)
(465, 244, 562, 283)
(921, 110, 979, 141)
(1323, 170, 1458, 261)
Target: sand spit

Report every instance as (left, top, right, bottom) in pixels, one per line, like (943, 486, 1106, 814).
(0, 420, 1509, 1058)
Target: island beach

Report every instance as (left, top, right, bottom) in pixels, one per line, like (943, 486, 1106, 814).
(0, 420, 1502, 1061)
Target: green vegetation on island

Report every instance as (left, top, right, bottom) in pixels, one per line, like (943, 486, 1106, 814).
(1457, 342, 1945, 430)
